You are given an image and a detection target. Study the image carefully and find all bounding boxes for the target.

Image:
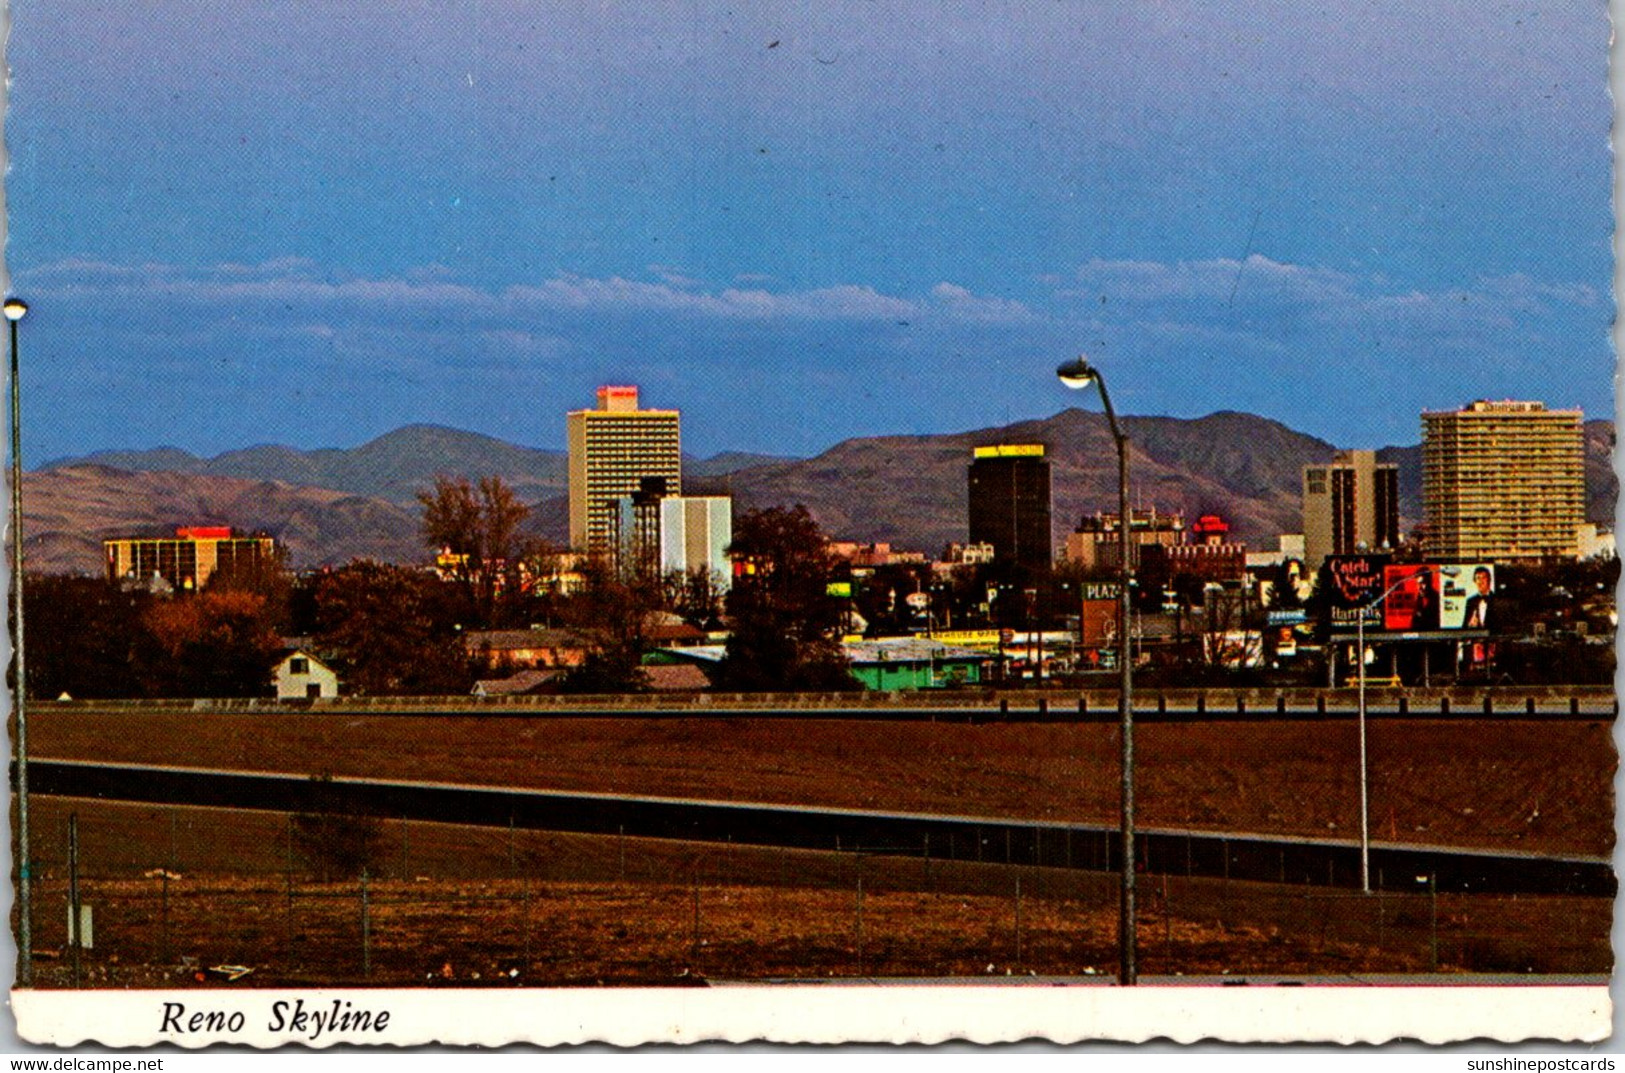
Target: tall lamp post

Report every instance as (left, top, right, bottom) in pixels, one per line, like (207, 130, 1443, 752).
(5, 296, 29, 985)
(1056, 354, 1136, 985)
(1355, 573, 1412, 894)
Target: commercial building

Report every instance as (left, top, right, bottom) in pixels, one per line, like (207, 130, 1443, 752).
(463, 628, 597, 671)
(659, 495, 734, 591)
(966, 444, 1051, 575)
(840, 638, 989, 690)
(1139, 514, 1247, 590)
(1245, 534, 1306, 571)
(1302, 450, 1399, 569)
(1063, 507, 1185, 570)
(827, 541, 926, 568)
(660, 637, 989, 691)
(603, 479, 732, 588)
(608, 476, 672, 576)
(567, 385, 682, 555)
(1422, 400, 1585, 562)
(104, 526, 278, 592)
(942, 542, 996, 565)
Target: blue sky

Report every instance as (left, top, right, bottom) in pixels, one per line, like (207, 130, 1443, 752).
(5, 1, 1614, 461)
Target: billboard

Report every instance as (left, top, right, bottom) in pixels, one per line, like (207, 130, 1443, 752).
(1323, 554, 1389, 630)
(1437, 564, 1495, 630)
(1382, 564, 1439, 631)
(1080, 599, 1119, 648)
(1078, 581, 1123, 648)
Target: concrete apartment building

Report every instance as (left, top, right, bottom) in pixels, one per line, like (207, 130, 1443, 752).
(1422, 399, 1585, 562)
(104, 526, 278, 592)
(567, 385, 682, 555)
(966, 444, 1052, 575)
(1302, 450, 1400, 569)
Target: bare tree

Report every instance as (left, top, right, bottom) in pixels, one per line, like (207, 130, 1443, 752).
(418, 474, 533, 626)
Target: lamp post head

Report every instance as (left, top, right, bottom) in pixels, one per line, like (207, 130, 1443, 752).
(3, 298, 28, 322)
(1056, 355, 1098, 390)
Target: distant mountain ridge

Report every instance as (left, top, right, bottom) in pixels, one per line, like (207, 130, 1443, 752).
(42, 424, 792, 507)
(26, 413, 1615, 575)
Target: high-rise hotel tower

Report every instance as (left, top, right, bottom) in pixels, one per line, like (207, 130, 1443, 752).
(1302, 450, 1400, 569)
(967, 444, 1052, 575)
(567, 386, 682, 554)
(1422, 399, 1585, 562)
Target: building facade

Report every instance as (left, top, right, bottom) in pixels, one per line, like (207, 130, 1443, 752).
(659, 495, 734, 591)
(104, 526, 278, 592)
(1063, 507, 1186, 570)
(966, 444, 1052, 575)
(1139, 513, 1247, 590)
(1302, 450, 1399, 569)
(272, 650, 340, 700)
(1422, 400, 1585, 562)
(567, 385, 682, 554)
(607, 477, 671, 576)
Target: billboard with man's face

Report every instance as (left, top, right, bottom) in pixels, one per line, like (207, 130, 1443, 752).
(1437, 564, 1495, 630)
(1382, 564, 1438, 631)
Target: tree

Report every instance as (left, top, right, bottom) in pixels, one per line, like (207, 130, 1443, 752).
(555, 558, 663, 694)
(206, 537, 293, 629)
(715, 505, 858, 692)
(312, 561, 473, 695)
(23, 575, 149, 699)
(663, 566, 726, 629)
(136, 589, 285, 698)
(418, 475, 533, 627)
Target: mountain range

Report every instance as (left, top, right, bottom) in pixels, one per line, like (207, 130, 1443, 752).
(26, 412, 1616, 574)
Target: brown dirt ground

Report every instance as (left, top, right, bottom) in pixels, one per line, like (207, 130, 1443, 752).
(21, 798, 1611, 989)
(29, 710, 1618, 857)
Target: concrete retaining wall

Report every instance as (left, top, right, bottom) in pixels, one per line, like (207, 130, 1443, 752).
(31, 684, 1616, 718)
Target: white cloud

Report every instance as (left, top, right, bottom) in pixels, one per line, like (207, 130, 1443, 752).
(20, 259, 1033, 328)
(1065, 255, 1358, 306)
(929, 282, 1036, 324)
(1055, 255, 1603, 363)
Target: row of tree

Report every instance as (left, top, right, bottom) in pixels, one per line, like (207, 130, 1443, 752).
(23, 475, 859, 698)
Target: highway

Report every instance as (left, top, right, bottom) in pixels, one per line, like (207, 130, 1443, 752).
(24, 758, 1614, 897)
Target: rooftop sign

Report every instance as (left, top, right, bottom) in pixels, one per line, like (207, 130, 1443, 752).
(972, 444, 1045, 459)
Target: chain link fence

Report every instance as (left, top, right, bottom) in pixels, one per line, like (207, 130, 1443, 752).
(17, 798, 1610, 988)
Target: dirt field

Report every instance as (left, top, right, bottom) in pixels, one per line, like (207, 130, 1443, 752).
(29, 709, 1617, 857)
(21, 798, 1611, 989)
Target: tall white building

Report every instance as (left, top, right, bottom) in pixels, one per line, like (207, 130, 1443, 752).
(659, 496, 733, 592)
(567, 385, 682, 554)
(1422, 400, 1584, 562)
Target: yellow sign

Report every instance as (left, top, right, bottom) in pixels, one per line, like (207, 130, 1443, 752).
(972, 444, 1045, 459)
(932, 629, 1005, 647)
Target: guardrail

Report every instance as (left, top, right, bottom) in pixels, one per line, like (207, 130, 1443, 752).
(31, 685, 1618, 720)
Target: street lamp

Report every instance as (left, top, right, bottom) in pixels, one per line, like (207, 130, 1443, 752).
(5, 296, 30, 985)
(1056, 354, 1137, 985)
(1356, 572, 1413, 894)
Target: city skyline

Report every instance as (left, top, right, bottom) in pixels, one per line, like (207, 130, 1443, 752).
(6, 3, 1613, 464)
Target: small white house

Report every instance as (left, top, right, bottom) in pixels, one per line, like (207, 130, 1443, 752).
(272, 650, 340, 700)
